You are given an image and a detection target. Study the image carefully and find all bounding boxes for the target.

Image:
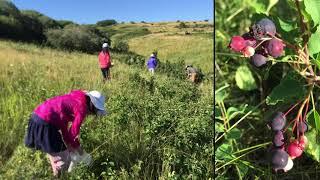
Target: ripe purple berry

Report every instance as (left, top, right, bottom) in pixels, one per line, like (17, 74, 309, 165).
(251, 54, 267, 67)
(297, 121, 308, 134)
(270, 148, 291, 171)
(269, 112, 286, 131)
(273, 131, 285, 147)
(267, 38, 285, 58)
(229, 36, 246, 52)
(252, 18, 276, 40)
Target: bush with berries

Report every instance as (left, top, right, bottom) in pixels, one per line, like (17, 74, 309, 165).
(226, 1, 320, 174)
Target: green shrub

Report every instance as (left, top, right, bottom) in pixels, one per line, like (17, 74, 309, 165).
(96, 19, 117, 26)
(177, 22, 188, 29)
(57, 20, 76, 28)
(21, 10, 60, 29)
(45, 25, 110, 53)
(112, 40, 129, 53)
(0, 1, 45, 42)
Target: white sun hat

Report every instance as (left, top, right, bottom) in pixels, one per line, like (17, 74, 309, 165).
(85, 91, 107, 115)
(102, 43, 109, 48)
(150, 53, 155, 57)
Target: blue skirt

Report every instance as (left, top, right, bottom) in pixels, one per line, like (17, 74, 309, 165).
(25, 113, 67, 153)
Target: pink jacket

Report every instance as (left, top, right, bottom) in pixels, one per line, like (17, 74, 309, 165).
(98, 51, 111, 68)
(34, 90, 87, 148)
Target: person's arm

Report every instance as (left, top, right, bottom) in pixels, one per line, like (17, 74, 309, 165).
(68, 109, 85, 149)
(154, 59, 158, 67)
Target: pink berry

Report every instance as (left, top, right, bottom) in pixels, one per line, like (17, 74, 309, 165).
(299, 135, 308, 149)
(267, 38, 285, 58)
(229, 36, 246, 52)
(242, 46, 255, 57)
(287, 140, 303, 159)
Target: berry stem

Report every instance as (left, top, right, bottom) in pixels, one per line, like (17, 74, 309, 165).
(303, 97, 310, 122)
(284, 101, 301, 117)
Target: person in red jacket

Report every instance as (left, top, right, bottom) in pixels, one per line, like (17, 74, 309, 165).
(25, 90, 107, 177)
(98, 43, 112, 81)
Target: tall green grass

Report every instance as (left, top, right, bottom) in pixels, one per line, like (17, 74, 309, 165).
(0, 39, 213, 179)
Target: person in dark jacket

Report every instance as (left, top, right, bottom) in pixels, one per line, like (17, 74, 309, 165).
(185, 65, 200, 83)
(146, 53, 158, 74)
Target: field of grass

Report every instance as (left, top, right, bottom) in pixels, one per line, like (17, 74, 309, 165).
(0, 20, 213, 179)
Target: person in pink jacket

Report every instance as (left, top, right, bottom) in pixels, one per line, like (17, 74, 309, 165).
(25, 90, 107, 177)
(98, 43, 112, 81)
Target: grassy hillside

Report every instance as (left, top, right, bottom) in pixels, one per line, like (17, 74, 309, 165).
(100, 21, 213, 73)
(0, 21, 213, 179)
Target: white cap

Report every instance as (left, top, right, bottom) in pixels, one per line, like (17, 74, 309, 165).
(150, 54, 155, 57)
(102, 43, 109, 48)
(85, 91, 107, 115)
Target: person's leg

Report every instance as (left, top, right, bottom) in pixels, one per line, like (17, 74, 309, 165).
(48, 150, 71, 177)
(148, 68, 154, 74)
(101, 68, 107, 80)
(191, 73, 196, 82)
(106, 68, 111, 80)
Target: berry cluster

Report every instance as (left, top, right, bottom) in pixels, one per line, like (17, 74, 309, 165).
(228, 18, 285, 67)
(268, 110, 309, 172)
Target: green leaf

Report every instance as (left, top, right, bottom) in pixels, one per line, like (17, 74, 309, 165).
(226, 128, 242, 140)
(246, 0, 267, 14)
(307, 109, 316, 129)
(235, 65, 257, 91)
(227, 106, 247, 121)
(305, 129, 320, 162)
(266, 71, 307, 105)
(266, 0, 279, 14)
(216, 122, 225, 133)
(304, 0, 320, 25)
(308, 27, 320, 55)
(277, 17, 297, 32)
(215, 84, 229, 104)
(216, 143, 234, 160)
(314, 110, 320, 131)
(236, 163, 249, 179)
(311, 59, 320, 70)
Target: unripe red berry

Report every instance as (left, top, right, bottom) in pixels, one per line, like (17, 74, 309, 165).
(287, 140, 303, 159)
(229, 36, 246, 52)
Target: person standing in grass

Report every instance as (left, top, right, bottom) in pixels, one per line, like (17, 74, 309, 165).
(24, 90, 107, 177)
(98, 43, 112, 81)
(146, 53, 158, 74)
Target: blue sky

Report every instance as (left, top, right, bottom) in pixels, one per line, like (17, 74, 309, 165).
(12, 0, 213, 24)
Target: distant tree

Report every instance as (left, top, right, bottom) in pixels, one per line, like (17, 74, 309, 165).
(96, 19, 117, 26)
(176, 20, 180, 22)
(21, 10, 60, 29)
(0, 1, 45, 42)
(177, 22, 188, 29)
(141, 21, 146, 23)
(45, 25, 110, 53)
(204, 19, 209, 22)
(130, 21, 135, 24)
(57, 20, 76, 28)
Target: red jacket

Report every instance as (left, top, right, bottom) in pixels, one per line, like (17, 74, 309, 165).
(98, 51, 111, 68)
